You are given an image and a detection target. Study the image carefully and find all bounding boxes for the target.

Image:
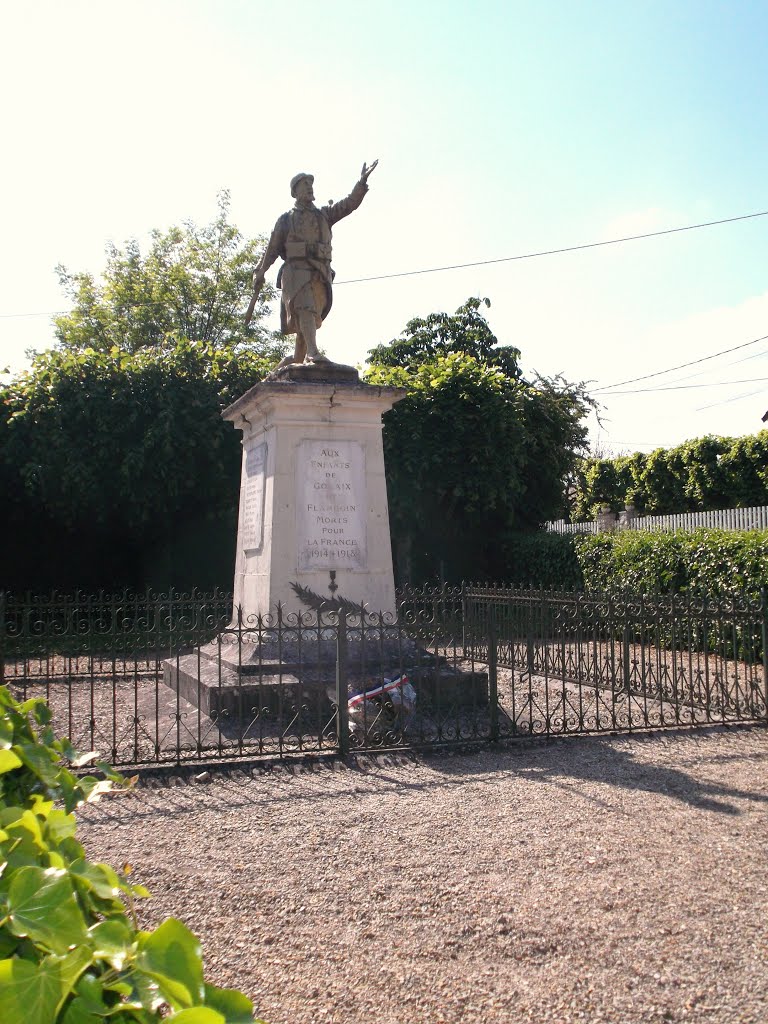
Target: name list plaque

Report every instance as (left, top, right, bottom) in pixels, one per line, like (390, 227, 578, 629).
(241, 442, 266, 552)
(298, 440, 367, 571)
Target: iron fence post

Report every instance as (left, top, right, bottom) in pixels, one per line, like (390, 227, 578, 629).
(622, 623, 631, 694)
(461, 582, 467, 657)
(0, 590, 5, 688)
(526, 595, 535, 678)
(488, 616, 499, 743)
(336, 610, 349, 757)
(761, 588, 768, 723)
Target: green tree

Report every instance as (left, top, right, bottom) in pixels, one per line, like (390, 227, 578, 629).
(367, 297, 522, 378)
(681, 435, 730, 508)
(572, 451, 647, 520)
(571, 432, 768, 519)
(1, 199, 288, 591)
(1, 339, 275, 591)
(366, 302, 592, 582)
(719, 432, 768, 507)
(53, 191, 285, 361)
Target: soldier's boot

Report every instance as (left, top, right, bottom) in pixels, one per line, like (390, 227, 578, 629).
(267, 334, 305, 377)
(298, 312, 329, 362)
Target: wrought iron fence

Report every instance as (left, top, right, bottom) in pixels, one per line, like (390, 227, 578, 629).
(463, 586, 768, 734)
(0, 588, 489, 765)
(1, 585, 766, 767)
(0, 589, 233, 764)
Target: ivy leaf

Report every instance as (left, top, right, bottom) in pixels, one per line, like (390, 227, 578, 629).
(12, 742, 59, 788)
(70, 750, 99, 768)
(7, 865, 89, 953)
(170, 1009, 226, 1023)
(32, 702, 52, 726)
(69, 858, 122, 900)
(76, 777, 116, 804)
(0, 946, 91, 1024)
(0, 928, 20, 957)
(0, 748, 23, 774)
(56, 769, 81, 814)
(60, 996, 103, 1024)
(4, 809, 47, 855)
(72, 971, 108, 1013)
(45, 808, 78, 845)
(0, 717, 16, 750)
(204, 982, 256, 1023)
(88, 917, 134, 969)
(136, 918, 205, 1009)
(118, 967, 164, 1012)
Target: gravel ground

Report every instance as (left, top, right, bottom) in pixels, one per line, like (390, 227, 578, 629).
(77, 725, 768, 1024)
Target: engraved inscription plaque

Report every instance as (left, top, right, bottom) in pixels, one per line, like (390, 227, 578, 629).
(241, 442, 266, 552)
(297, 440, 366, 571)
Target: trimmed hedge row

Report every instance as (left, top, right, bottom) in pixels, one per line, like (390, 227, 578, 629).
(572, 431, 768, 520)
(574, 528, 768, 597)
(507, 529, 768, 597)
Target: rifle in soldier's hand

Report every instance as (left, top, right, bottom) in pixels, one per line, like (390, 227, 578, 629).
(244, 269, 265, 326)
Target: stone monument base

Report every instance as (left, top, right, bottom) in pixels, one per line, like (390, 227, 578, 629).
(164, 638, 488, 721)
(267, 360, 360, 384)
(164, 654, 307, 718)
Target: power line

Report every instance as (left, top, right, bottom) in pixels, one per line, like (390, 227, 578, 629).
(591, 345, 768, 393)
(696, 386, 767, 412)
(0, 309, 70, 320)
(600, 375, 768, 395)
(593, 333, 768, 392)
(2, 207, 768, 318)
(335, 208, 768, 285)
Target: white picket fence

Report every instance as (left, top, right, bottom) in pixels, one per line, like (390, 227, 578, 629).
(546, 505, 768, 535)
(546, 519, 599, 535)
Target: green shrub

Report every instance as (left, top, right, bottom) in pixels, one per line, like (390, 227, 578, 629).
(0, 686, 262, 1023)
(574, 528, 768, 597)
(572, 431, 768, 519)
(499, 532, 583, 590)
(500, 528, 768, 598)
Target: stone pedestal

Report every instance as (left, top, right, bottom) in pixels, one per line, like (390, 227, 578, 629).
(223, 367, 406, 619)
(596, 506, 618, 533)
(163, 365, 489, 731)
(164, 365, 408, 720)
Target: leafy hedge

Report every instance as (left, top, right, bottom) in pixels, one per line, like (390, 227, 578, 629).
(366, 350, 590, 583)
(499, 532, 584, 590)
(0, 686, 261, 1023)
(573, 528, 768, 598)
(500, 528, 768, 598)
(0, 339, 277, 592)
(572, 431, 768, 520)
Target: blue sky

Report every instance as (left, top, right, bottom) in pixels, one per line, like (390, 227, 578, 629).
(2, 0, 767, 455)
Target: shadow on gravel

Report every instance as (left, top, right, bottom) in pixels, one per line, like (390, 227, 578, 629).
(424, 725, 768, 816)
(77, 726, 768, 824)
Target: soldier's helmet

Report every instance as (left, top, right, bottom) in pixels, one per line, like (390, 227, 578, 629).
(290, 173, 314, 197)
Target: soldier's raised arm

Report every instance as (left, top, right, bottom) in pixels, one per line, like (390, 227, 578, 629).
(360, 159, 378, 184)
(325, 160, 379, 227)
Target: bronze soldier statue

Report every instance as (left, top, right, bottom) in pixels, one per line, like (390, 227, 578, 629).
(247, 161, 378, 369)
